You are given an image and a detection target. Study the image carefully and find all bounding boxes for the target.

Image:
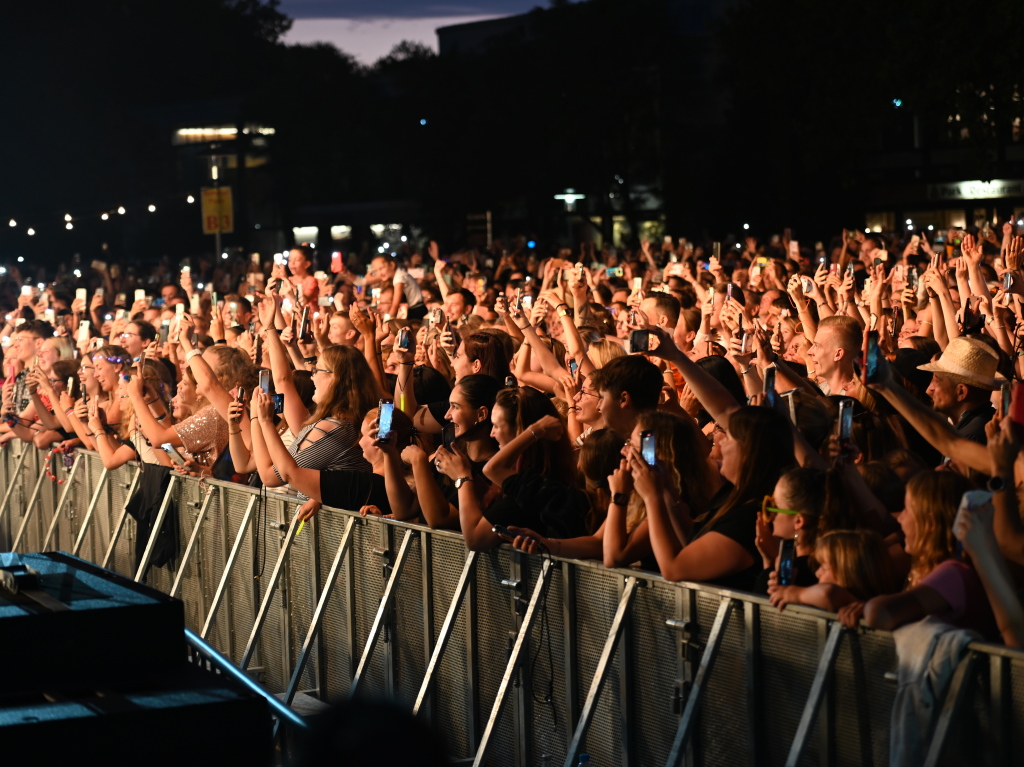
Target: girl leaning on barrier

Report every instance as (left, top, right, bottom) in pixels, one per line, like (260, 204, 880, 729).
(89, 359, 175, 471)
(254, 394, 416, 522)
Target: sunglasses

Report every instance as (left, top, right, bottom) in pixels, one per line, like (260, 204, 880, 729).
(761, 495, 800, 517)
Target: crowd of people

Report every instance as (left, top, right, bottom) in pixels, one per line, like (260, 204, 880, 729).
(2, 225, 1023, 649)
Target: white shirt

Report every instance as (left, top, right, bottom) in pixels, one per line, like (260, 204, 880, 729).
(393, 268, 423, 307)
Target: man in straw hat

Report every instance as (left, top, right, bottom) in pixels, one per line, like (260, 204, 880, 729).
(917, 337, 1003, 445)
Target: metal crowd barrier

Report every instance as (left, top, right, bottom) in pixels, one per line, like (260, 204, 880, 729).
(1, 446, 1022, 766)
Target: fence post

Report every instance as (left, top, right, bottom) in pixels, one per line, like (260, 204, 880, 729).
(923, 651, 979, 767)
(100, 466, 143, 570)
(169, 486, 215, 598)
(201, 493, 258, 640)
(11, 461, 51, 551)
(0, 444, 30, 533)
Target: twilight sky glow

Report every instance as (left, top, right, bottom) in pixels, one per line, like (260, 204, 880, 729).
(279, 0, 546, 64)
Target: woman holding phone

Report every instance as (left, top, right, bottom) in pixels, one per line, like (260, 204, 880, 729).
(90, 361, 175, 470)
(68, 345, 129, 451)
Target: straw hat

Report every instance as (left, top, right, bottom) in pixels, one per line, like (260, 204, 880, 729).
(917, 337, 1005, 390)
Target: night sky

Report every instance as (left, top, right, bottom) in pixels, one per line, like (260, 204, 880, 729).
(279, 0, 548, 63)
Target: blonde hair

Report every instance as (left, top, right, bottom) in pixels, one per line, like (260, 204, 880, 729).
(904, 471, 972, 585)
(814, 530, 898, 601)
(588, 338, 626, 369)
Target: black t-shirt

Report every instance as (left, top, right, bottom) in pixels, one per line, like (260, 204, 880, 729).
(484, 468, 590, 540)
(956, 403, 995, 445)
(319, 471, 390, 514)
(690, 482, 762, 592)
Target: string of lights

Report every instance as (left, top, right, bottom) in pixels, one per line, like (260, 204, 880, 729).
(3, 193, 200, 236)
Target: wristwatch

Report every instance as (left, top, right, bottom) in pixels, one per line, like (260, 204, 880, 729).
(612, 492, 630, 507)
(454, 476, 474, 489)
(987, 475, 1009, 493)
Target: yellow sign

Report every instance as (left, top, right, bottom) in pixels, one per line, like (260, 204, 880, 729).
(201, 187, 233, 234)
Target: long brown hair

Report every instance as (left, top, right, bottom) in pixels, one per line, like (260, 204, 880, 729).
(629, 411, 718, 533)
(494, 386, 576, 481)
(697, 406, 794, 533)
(307, 345, 379, 426)
(904, 471, 973, 585)
(814, 530, 899, 601)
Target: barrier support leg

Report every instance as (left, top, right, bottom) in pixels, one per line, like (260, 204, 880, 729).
(471, 557, 554, 767)
(11, 461, 51, 551)
(170, 488, 215, 598)
(413, 550, 478, 716)
(665, 597, 734, 767)
(923, 651, 979, 767)
(100, 467, 143, 570)
(785, 621, 844, 767)
(201, 494, 258, 640)
(0, 445, 30, 530)
(349, 529, 415, 697)
(241, 510, 302, 670)
(134, 474, 178, 581)
(42, 454, 86, 551)
(71, 460, 113, 556)
(563, 576, 639, 767)
(275, 515, 356, 738)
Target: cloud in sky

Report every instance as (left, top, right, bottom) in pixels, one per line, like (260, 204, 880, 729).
(278, 1, 541, 19)
(283, 15, 503, 64)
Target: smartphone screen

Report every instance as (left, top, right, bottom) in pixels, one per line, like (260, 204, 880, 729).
(568, 358, 579, 377)
(631, 277, 642, 292)
(763, 367, 778, 409)
(1004, 272, 1013, 291)
(161, 443, 186, 465)
(259, 369, 270, 394)
(377, 400, 394, 444)
(397, 328, 410, 350)
(640, 429, 657, 466)
(778, 539, 797, 586)
(629, 329, 650, 354)
(862, 331, 880, 385)
(838, 399, 854, 443)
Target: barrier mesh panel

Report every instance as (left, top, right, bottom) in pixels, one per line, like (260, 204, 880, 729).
(833, 629, 896, 767)
(351, 517, 388, 696)
(473, 547, 517, 767)
(200, 486, 233, 655)
(573, 566, 622, 766)
(393, 528, 427, 706)
(175, 481, 209, 635)
(284, 496, 320, 697)
(429, 534, 474, 759)
(696, 592, 751, 767)
(223, 485, 264, 665)
(1011, 658, 1024, 762)
(756, 605, 818, 767)
(317, 510, 356, 702)
(526, 559, 567, 767)
(143, 475, 186, 594)
(105, 462, 136, 577)
(254, 495, 291, 695)
(630, 579, 680, 767)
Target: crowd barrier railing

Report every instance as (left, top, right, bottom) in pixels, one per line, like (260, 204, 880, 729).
(1, 446, 1022, 767)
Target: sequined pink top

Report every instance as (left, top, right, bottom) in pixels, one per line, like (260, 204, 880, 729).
(173, 404, 228, 469)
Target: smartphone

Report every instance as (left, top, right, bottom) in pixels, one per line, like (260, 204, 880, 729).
(846, 262, 855, 277)
(862, 331, 880, 385)
(442, 421, 456, 452)
(67, 376, 74, 392)
(631, 277, 643, 293)
(1003, 272, 1013, 291)
(370, 287, 381, 305)
(77, 320, 90, 343)
(726, 283, 734, 301)
(134, 289, 146, 303)
(258, 369, 270, 394)
(740, 333, 751, 355)
(396, 327, 410, 350)
(271, 393, 284, 414)
(273, 253, 285, 265)
(331, 252, 344, 273)
(763, 366, 779, 410)
(91, 260, 107, 272)
(190, 294, 201, 314)
(298, 306, 312, 342)
(568, 358, 579, 377)
(159, 320, 170, 344)
(491, 524, 515, 541)
(522, 294, 534, 310)
(75, 288, 87, 303)
(318, 296, 334, 307)
(838, 397, 854, 446)
(1002, 382, 1012, 417)
(504, 375, 517, 388)
(21, 285, 31, 296)
(606, 267, 624, 278)
(777, 538, 797, 586)
(161, 443, 186, 466)
(907, 267, 919, 290)
(788, 241, 799, 260)
(235, 385, 245, 404)
(115, 293, 126, 307)
(640, 429, 657, 466)
(377, 399, 395, 444)
(629, 329, 651, 354)
(712, 242, 722, 259)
